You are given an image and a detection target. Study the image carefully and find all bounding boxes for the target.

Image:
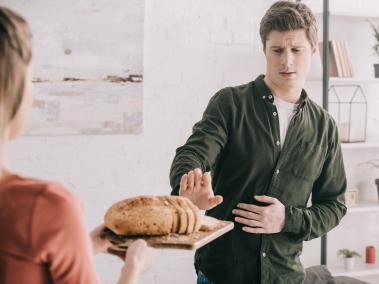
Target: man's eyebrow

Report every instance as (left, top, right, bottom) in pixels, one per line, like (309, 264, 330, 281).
(269, 45, 305, 48)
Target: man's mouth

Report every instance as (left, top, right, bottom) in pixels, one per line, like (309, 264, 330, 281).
(279, 71, 296, 78)
(279, 71, 296, 75)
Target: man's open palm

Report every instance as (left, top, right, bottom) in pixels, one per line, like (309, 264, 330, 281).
(179, 168, 223, 210)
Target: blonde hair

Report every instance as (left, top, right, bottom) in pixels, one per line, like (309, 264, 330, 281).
(260, 1, 318, 50)
(0, 6, 32, 138)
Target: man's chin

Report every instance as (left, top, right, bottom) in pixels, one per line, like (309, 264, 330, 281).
(277, 78, 303, 89)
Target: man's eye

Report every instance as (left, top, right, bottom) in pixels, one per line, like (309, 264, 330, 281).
(273, 49, 282, 53)
(292, 49, 301, 53)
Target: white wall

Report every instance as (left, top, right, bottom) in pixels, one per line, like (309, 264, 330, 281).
(3, 0, 379, 283)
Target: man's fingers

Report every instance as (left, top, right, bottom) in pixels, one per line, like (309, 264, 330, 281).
(242, 226, 266, 234)
(232, 209, 262, 221)
(179, 174, 188, 194)
(237, 203, 264, 214)
(188, 171, 195, 190)
(234, 217, 263, 228)
(202, 171, 212, 187)
(194, 168, 202, 193)
(254, 195, 277, 204)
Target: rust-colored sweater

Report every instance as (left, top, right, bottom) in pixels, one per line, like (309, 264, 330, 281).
(0, 174, 100, 284)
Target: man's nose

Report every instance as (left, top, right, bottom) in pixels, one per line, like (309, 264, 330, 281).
(281, 51, 294, 67)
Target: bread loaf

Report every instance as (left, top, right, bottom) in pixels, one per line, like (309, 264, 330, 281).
(104, 195, 201, 236)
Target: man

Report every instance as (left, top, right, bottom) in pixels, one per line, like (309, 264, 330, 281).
(169, 1, 347, 284)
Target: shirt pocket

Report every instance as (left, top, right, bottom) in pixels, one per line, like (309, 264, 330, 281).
(291, 142, 327, 182)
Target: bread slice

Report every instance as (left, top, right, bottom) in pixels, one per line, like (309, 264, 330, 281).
(200, 215, 220, 232)
(183, 197, 201, 232)
(169, 196, 188, 234)
(175, 197, 195, 234)
(161, 196, 180, 233)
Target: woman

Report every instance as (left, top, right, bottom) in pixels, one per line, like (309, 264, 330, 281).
(0, 6, 155, 284)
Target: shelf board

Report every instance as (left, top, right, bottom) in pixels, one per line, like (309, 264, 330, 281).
(330, 78, 379, 84)
(347, 201, 379, 213)
(329, 262, 379, 277)
(341, 142, 379, 149)
(315, 11, 379, 19)
(307, 78, 379, 84)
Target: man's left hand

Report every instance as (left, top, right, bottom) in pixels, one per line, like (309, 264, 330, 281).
(232, 195, 285, 234)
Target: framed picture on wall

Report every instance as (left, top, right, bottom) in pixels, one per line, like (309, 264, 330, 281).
(6, 0, 144, 135)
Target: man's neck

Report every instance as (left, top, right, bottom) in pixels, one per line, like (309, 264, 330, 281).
(263, 77, 302, 104)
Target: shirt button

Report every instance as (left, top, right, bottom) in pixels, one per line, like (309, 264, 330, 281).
(276, 169, 280, 174)
(276, 140, 280, 146)
(273, 112, 277, 116)
(268, 95, 273, 99)
(262, 96, 266, 99)
(262, 252, 267, 257)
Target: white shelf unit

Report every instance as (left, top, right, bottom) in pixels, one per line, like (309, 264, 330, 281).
(327, 202, 379, 279)
(307, 78, 379, 84)
(315, 5, 379, 280)
(328, 78, 379, 84)
(329, 262, 379, 277)
(346, 201, 379, 213)
(341, 142, 379, 149)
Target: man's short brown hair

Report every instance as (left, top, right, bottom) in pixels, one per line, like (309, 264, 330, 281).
(260, 1, 318, 50)
(0, 6, 32, 137)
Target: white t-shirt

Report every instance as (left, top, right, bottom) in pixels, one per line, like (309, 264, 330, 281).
(273, 95, 298, 148)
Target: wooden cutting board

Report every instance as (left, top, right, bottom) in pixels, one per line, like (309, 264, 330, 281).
(101, 218, 234, 252)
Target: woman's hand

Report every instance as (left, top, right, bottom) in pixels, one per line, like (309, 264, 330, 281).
(117, 239, 156, 284)
(90, 224, 112, 255)
(124, 239, 156, 273)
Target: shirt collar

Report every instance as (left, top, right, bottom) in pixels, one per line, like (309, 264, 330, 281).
(255, 74, 309, 110)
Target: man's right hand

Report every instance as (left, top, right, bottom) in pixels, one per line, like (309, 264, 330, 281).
(179, 168, 223, 210)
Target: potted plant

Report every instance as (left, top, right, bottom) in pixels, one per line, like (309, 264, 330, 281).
(338, 249, 361, 270)
(360, 159, 379, 201)
(369, 22, 379, 78)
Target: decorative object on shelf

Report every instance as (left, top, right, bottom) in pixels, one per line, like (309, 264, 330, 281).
(365, 245, 376, 264)
(344, 188, 358, 207)
(318, 40, 354, 77)
(359, 159, 379, 201)
(369, 21, 379, 78)
(328, 84, 367, 142)
(338, 249, 361, 270)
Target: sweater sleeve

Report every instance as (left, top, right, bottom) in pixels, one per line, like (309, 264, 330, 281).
(30, 183, 101, 284)
(169, 89, 235, 195)
(282, 123, 347, 242)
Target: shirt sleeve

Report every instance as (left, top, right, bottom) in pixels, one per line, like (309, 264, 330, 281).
(283, 122, 347, 242)
(30, 182, 101, 284)
(169, 88, 235, 195)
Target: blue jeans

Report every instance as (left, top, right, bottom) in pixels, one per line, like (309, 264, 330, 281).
(197, 271, 214, 284)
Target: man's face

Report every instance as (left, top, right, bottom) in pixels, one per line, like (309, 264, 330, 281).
(264, 29, 315, 91)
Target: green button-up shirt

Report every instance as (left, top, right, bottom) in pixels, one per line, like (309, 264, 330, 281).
(170, 75, 347, 284)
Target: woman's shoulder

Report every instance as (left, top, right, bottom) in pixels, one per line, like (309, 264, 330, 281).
(0, 174, 83, 256)
(4, 174, 80, 209)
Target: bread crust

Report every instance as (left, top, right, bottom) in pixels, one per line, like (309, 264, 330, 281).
(104, 195, 201, 236)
